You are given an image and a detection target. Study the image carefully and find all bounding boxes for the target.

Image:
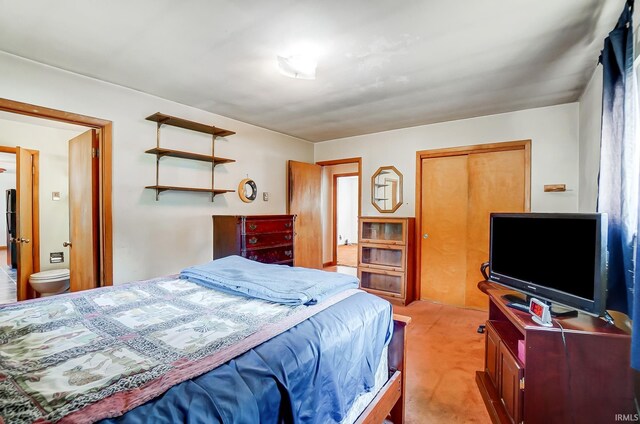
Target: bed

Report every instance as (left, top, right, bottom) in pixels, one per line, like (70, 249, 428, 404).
(0, 257, 409, 423)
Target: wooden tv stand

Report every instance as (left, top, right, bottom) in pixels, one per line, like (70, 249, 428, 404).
(475, 281, 634, 424)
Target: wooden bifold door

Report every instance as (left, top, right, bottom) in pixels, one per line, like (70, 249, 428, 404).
(418, 141, 530, 309)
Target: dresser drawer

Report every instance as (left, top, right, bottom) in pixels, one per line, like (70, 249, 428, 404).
(242, 232, 293, 249)
(243, 218, 294, 234)
(243, 245, 294, 264)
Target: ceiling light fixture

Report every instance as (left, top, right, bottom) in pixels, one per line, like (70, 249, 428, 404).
(277, 54, 317, 80)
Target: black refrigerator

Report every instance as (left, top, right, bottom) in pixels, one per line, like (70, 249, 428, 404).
(6, 189, 16, 269)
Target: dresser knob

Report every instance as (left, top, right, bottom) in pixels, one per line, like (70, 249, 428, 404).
(249, 223, 257, 231)
(248, 255, 258, 261)
(248, 237, 258, 244)
(284, 222, 292, 228)
(284, 250, 292, 257)
(284, 234, 292, 241)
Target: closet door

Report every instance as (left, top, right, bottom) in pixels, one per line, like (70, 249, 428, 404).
(419, 142, 529, 309)
(420, 155, 468, 305)
(465, 150, 526, 309)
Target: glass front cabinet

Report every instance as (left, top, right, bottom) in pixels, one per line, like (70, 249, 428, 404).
(358, 217, 415, 305)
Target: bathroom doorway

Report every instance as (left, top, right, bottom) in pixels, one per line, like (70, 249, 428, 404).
(0, 98, 113, 301)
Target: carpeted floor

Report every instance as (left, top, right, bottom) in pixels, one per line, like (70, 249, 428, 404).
(393, 300, 491, 423)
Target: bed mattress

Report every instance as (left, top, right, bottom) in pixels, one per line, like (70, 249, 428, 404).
(100, 289, 393, 423)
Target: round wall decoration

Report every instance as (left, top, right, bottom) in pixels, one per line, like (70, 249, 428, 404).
(238, 178, 257, 203)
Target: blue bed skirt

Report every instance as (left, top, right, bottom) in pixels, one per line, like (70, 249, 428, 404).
(100, 291, 393, 424)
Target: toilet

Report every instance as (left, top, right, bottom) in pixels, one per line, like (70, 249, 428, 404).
(29, 269, 70, 297)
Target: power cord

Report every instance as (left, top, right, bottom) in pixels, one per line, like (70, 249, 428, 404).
(554, 319, 575, 424)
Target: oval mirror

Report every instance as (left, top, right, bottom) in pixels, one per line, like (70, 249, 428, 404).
(371, 166, 403, 213)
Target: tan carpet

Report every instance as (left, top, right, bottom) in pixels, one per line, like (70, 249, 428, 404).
(393, 300, 491, 423)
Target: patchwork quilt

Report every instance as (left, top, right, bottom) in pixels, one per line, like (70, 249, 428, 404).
(0, 277, 357, 424)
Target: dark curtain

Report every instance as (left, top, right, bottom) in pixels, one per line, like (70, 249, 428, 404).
(598, 0, 639, 369)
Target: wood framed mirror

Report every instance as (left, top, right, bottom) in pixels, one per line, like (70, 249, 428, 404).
(371, 166, 403, 213)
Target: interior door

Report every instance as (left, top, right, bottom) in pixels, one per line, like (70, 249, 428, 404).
(288, 160, 322, 268)
(16, 147, 34, 301)
(69, 129, 100, 291)
(420, 155, 469, 305)
(420, 146, 527, 308)
(465, 150, 526, 309)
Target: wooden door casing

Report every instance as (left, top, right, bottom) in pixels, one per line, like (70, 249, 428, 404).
(416, 140, 530, 309)
(287, 160, 322, 269)
(69, 129, 100, 292)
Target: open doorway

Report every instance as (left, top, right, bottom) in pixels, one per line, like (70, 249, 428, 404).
(316, 158, 361, 276)
(0, 98, 113, 302)
(335, 173, 358, 267)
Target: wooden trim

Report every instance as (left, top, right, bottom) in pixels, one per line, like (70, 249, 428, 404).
(415, 139, 531, 159)
(332, 172, 359, 265)
(0, 246, 6, 251)
(414, 140, 531, 299)
(317, 157, 362, 268)
(0, 97, 113, 287)
(322, 261, 335, 268)
(0, 146, 17, 154)
(0, 98, 110, 128)
(354, 371, 401, 424)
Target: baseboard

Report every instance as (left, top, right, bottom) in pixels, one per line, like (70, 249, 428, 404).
(323, 261, 336, 267)
(0, 246, 7, 251)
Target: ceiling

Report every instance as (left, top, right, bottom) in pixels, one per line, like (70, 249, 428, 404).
(0, 0, 624, 142)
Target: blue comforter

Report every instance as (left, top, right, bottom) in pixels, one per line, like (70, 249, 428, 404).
(180, 256, 359, 305)
(100, 291, 392, 424)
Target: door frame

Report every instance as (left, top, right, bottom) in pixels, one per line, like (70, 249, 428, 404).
(0, 97, 113, 288)
(316, 157, 362, 267)
(0, 146, 40, 300)
(414, 140, 531, 298)
(332, 172, 359, 266)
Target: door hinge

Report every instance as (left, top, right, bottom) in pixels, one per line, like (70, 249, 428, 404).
(32, 165, 35, 175)
(92, 148, 99, 158)
(519, 377, 525, 390)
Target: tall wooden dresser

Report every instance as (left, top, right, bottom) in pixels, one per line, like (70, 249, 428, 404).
(212, 215, 296, 265)
(358, 217, 415, 305)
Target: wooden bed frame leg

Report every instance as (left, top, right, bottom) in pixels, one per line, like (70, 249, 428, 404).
(390, 314, 410, 423)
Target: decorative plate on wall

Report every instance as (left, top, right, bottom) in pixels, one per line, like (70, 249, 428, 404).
(238, 178, 257, 203)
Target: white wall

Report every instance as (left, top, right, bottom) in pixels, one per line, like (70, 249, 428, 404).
(315, 104, 580, 216)
(0, 52, 313, 283)
(337, 176, 358, 245)
(0, 118, 84, 270)
(320, 163, 358, 264)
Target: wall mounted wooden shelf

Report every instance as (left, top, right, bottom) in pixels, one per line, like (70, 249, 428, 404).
(146, 112, 235, 137)
(144, 148, 235, 164)
(145, 185, 235, 196)
(145, 112, 235, 201)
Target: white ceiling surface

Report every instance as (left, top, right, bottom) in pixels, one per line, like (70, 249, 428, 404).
(0, 0, 624, 142)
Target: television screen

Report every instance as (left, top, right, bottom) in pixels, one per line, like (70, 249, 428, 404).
(489, 213, 607, 316)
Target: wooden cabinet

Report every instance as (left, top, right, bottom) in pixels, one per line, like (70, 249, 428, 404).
(476, 284, 634, 424)
(358, 217, 415, 305)
(213, 215, 295, 265)
(145, 113, 235, 201)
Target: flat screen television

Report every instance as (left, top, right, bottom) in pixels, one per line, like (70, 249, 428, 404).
(489, 212, 608, 316)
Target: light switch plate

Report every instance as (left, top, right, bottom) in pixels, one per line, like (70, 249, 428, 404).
(52, 192, 61, 201)
(263, 192, 269, 201)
